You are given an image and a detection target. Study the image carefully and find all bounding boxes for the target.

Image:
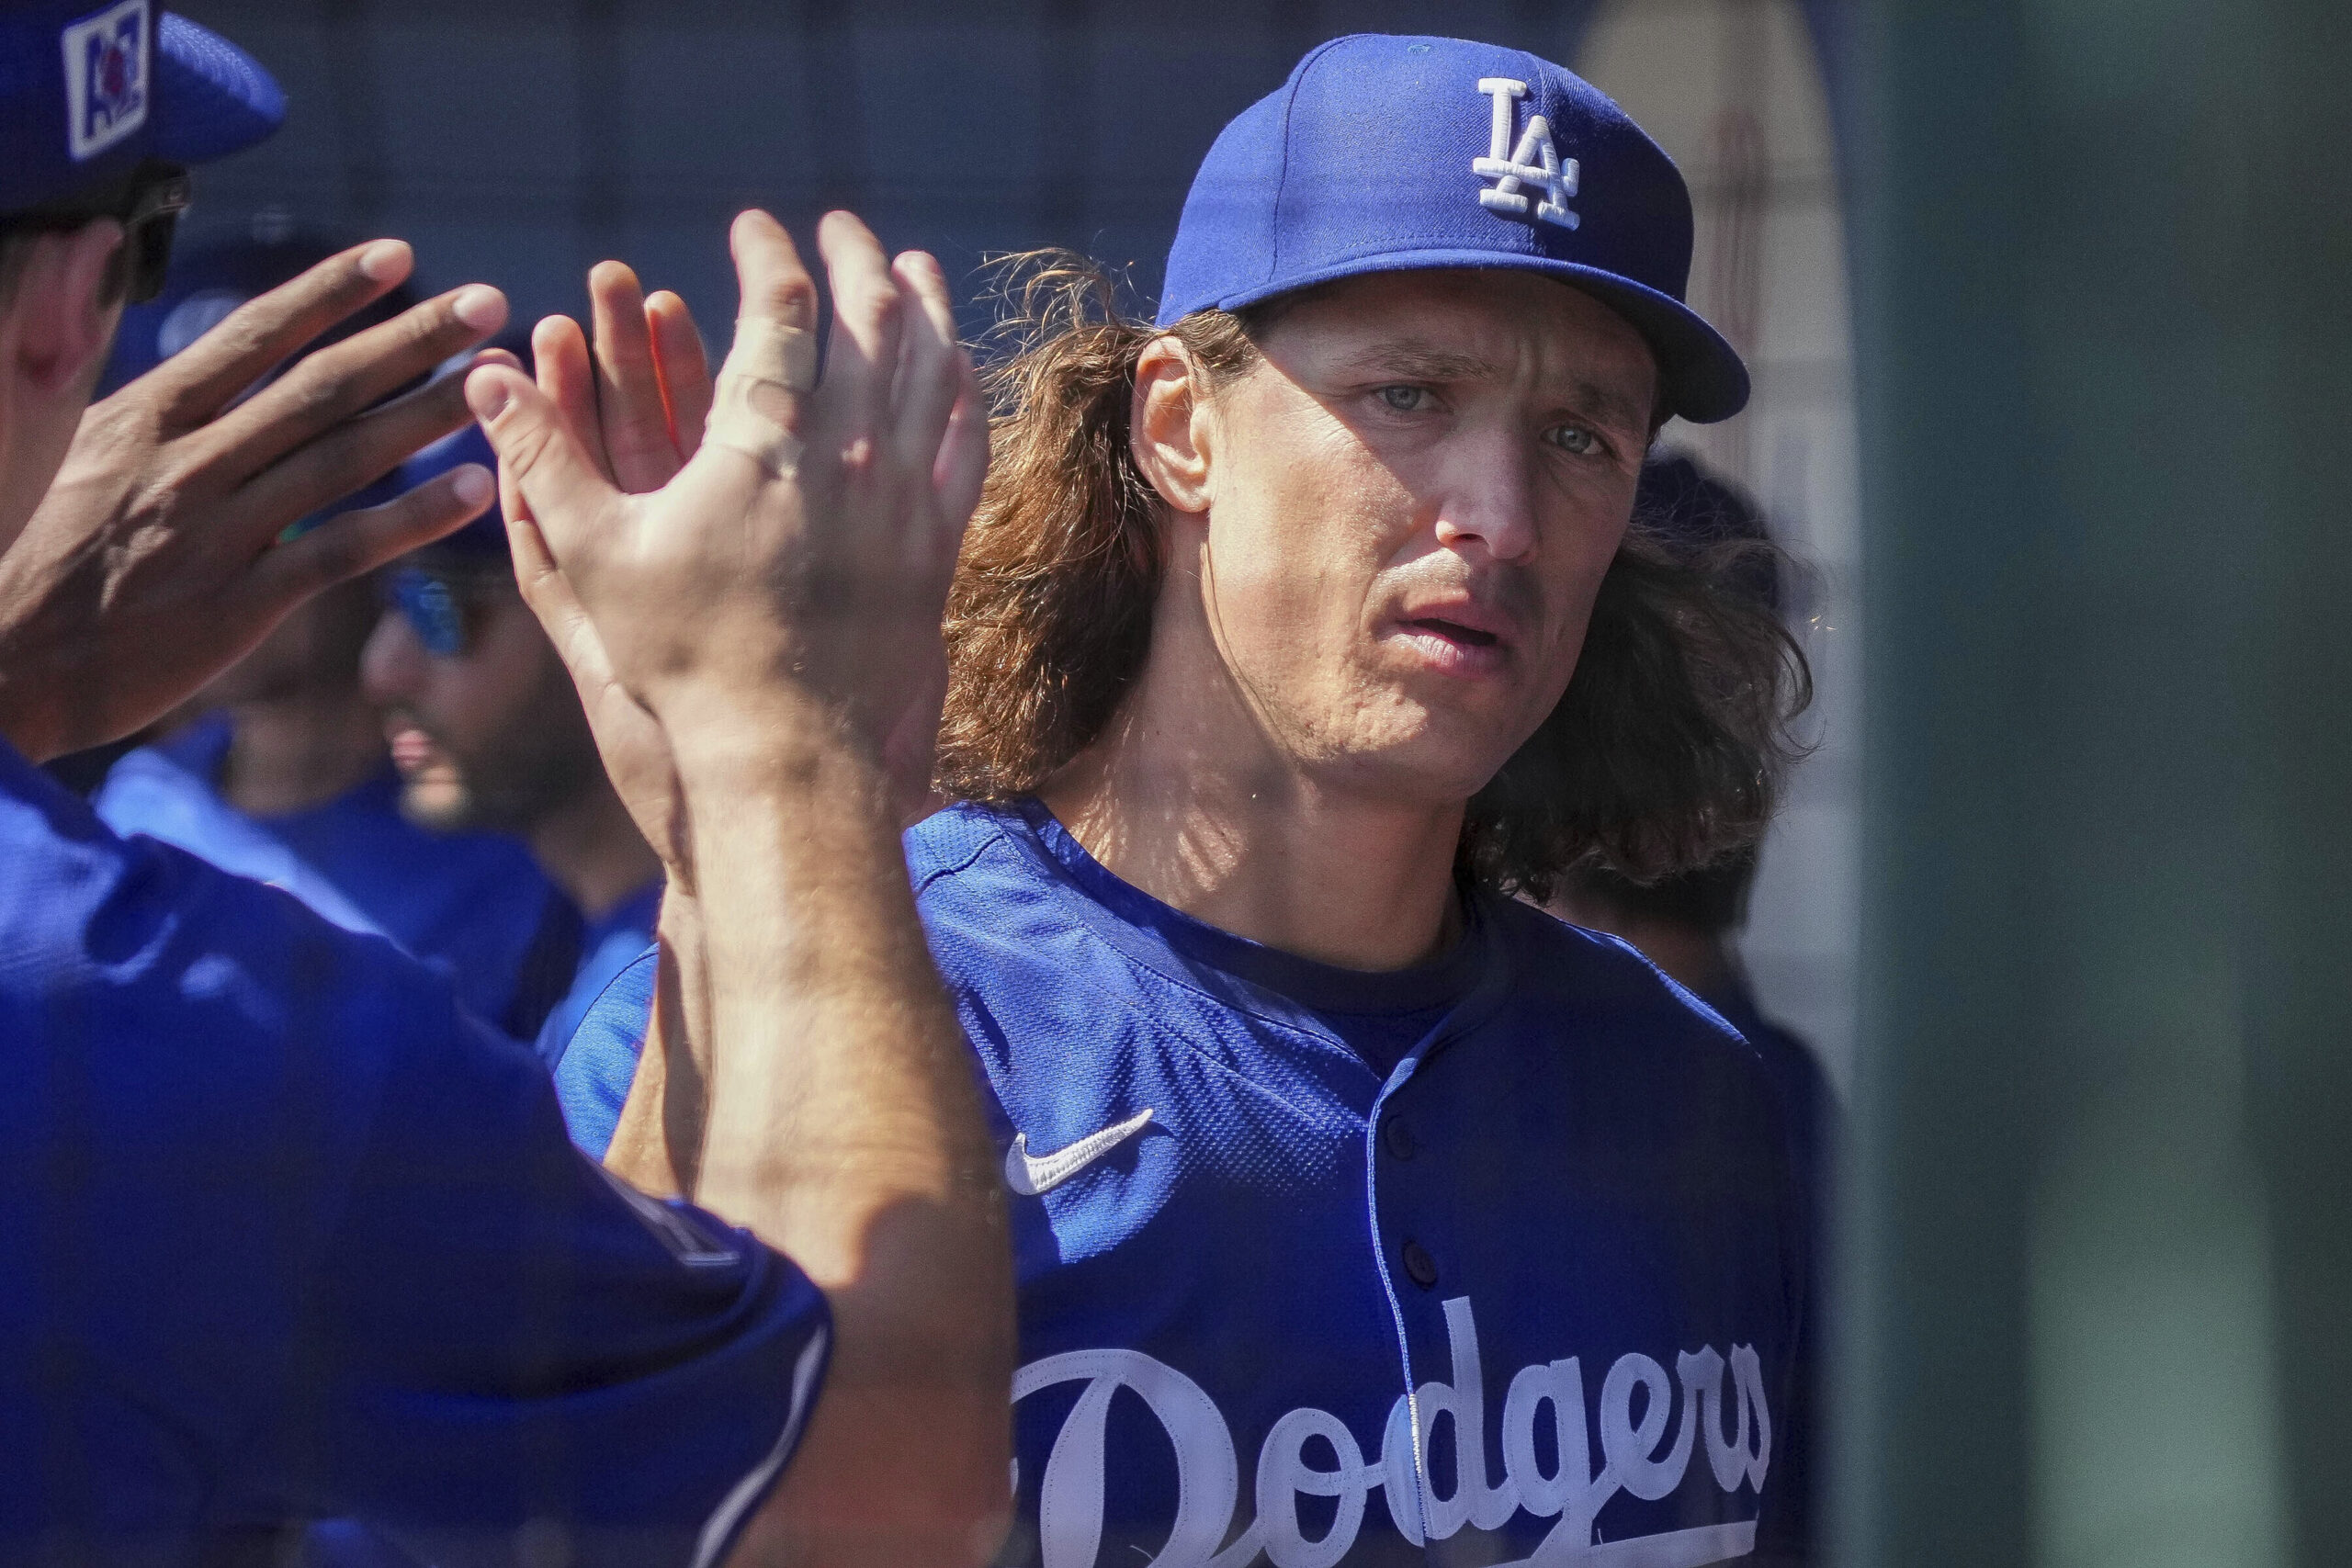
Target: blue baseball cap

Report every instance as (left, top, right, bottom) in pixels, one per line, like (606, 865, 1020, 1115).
(0, 1, 283, 213)
(1158, 34, 1747, 423)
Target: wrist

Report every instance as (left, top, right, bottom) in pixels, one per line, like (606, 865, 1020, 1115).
(662, 688, 887, 805)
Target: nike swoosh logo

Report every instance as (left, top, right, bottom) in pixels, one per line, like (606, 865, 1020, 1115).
(1005, 1109, 1156, 1197)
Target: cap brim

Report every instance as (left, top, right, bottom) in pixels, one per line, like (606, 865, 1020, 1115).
(1203, 249, 1751, 425)
(150, 14, 285, 165)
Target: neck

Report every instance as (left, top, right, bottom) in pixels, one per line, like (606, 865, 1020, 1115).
(220, 687, 386, 817)
(527, 776, 663, 922)
(1039, 684, 1464, 975)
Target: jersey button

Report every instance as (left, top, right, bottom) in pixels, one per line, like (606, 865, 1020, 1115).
(1383, 1115, 1418, 1160)
(1401, 1238, 1439, 1289)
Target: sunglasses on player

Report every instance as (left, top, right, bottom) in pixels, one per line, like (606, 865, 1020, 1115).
(0, 160, 191, 307)
(382, 560, 517, 660)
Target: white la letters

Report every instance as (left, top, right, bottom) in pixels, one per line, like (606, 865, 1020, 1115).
(1473, 77, 1579, 230)
(1012, 1299, 1770, 1568)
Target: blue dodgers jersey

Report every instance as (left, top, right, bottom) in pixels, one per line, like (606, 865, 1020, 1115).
(562, 800, 1814, 1566)
(95, 716, 580, 1039)
(0, 739, 827, 1562)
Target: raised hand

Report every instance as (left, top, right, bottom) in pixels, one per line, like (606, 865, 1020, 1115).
(469, 212, 1012, 1568)
(495, 263, 718, 875)
(468, 210, 986, 802)
(0, 242, 506, 762)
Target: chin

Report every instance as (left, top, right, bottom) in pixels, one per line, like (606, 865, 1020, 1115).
(397, 781, 479, 835)
(1326, 715, 1521, 807)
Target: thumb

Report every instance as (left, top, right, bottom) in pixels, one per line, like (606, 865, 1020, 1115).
(465, 364, 622, 568)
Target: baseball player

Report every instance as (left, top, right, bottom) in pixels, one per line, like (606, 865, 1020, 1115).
(0, 2, 1007, 1559)
(574, 33, 1815, 1568)
(363, 416, 667, 1066)
(92, 237, 578, 1042)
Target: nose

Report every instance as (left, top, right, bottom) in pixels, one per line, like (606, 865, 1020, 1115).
(1430, 424, 1539, 562)
(360, 605, 425, 706)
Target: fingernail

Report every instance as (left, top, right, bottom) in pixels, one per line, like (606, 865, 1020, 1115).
(450, 464, 493, 508)
(453, 285, 507, 333)
(464, 368, 511, 421)
(359, 241, 412, 282)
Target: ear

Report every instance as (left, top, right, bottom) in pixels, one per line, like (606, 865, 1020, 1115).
(10, 221, 125, 395)
(1130, 334, 1214, 516)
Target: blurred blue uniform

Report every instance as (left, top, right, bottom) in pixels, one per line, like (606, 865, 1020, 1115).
(0, 733, 827, 1558)
(536, 876, 662, 1072)
(0, 4, 830, 1553)
(97, 714, 580, 1041)
(565, 800, 1815, 1566)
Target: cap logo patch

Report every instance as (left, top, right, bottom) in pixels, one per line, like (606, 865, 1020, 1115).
(1473, 78, 1578, 231)
(62, 0, 149, 163)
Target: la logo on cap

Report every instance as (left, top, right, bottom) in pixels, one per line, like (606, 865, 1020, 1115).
(62, 0, 149, 163)
(1473, 78, 1578, 231)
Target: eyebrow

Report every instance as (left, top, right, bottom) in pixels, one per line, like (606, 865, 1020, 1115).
(1338, 338, 1654, 433)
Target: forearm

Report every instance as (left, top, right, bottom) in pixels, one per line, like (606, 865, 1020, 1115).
(669, 697, 1012, 1565)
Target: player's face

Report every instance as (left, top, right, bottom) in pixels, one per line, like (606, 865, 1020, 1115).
(359, 561, 603, 835)
(1181, 268, 1655, 803)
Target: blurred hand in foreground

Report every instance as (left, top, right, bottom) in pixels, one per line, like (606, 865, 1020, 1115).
(0, 241, 507, 762)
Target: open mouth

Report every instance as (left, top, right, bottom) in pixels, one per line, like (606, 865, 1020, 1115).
(1407, 617, 1500, 649)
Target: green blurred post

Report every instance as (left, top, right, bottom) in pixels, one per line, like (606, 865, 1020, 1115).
(1841, 3, 2352, 1565)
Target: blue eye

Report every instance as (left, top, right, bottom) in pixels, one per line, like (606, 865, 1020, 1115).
(1547, 423, 1600, 456)
(1377, 385, 1430, 412)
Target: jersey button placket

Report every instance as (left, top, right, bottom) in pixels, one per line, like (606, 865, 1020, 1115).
(1382, 1114, 1418, 1160)
(1401, 1237, 1439, 1289)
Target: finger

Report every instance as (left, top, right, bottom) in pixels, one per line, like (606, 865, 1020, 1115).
(231, 358, 481, 539)
(465, 364, 627, 566)
(933, 352, 989, 531)
(700, 211, 821, 477)
(589, 262, 685, 492)
(888, 250, 965, 471)
(647, 290, 712, 458)
(811, 210, 903, 442)
(191, 283, 509, 491)
(527, 313, 612, 490)
(244, 461, 495, 610)
(731, 209, 820, 331)
(145, 240, 416, 428)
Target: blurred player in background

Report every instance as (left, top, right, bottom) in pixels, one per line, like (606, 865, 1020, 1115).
(92, 234, 578, 1040)
(592, 35, 1819, 1567)
(0, 2, 1010, 1555)
(365, 413, 661, 1062)
(1552, 449, 1835, 1193)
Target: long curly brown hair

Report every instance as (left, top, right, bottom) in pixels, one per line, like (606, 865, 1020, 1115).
(936, 252, 1812, 901)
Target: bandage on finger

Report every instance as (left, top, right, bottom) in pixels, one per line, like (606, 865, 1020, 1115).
(705, 319, 820, 476)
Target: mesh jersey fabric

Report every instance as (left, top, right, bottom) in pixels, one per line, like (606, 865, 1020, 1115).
(94, 716, 580, 1041)
(564, 797, 1817, 1566)
(535, 878, 662, 1073)
(0, 737, 826, 1562)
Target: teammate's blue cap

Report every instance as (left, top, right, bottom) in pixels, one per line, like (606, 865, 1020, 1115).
(0, 1, 284, 213)
(1157, 34, 1747, 423)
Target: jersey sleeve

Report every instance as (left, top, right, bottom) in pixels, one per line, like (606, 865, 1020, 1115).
(0, 753, 827, 1562)
(296, 1003, 830, 1567)
(549, 942, 658, 1159)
